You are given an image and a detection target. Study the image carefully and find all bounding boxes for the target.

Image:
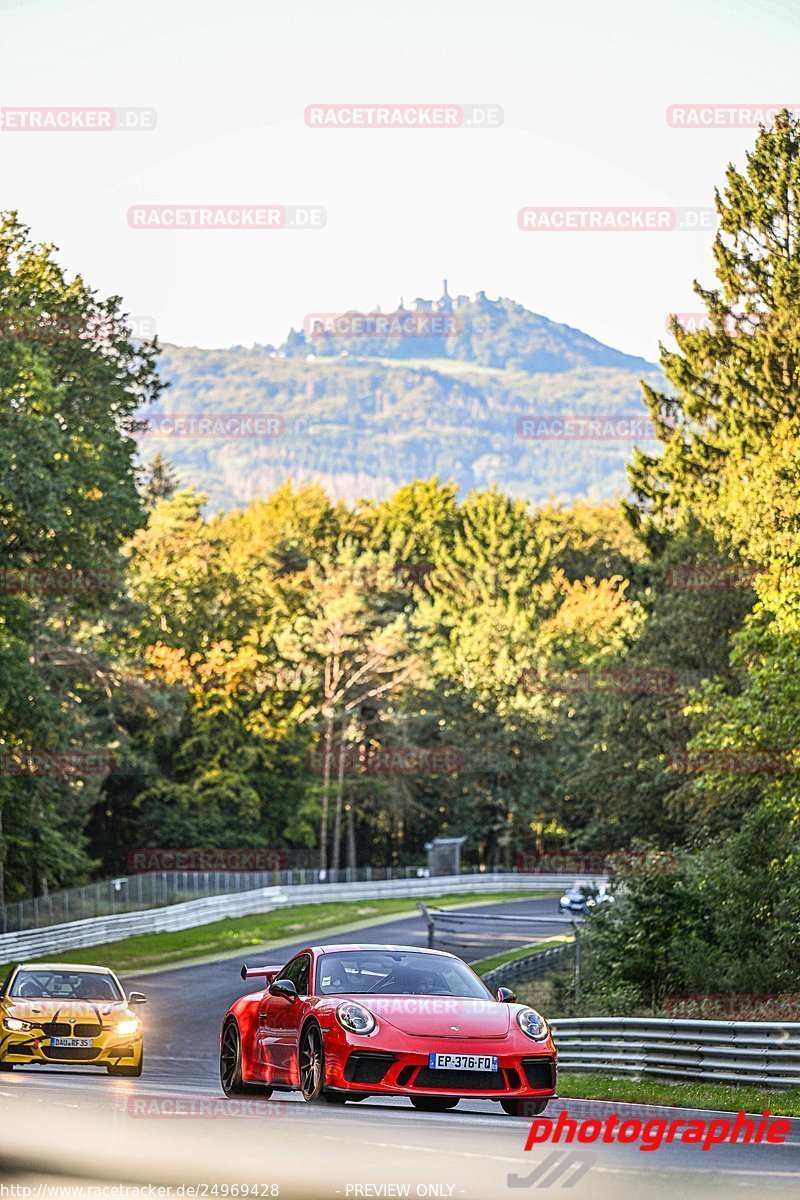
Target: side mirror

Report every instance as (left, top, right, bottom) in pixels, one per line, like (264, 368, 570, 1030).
(128, 992, 147, 1005)
(496, 987, 517, 1003)
(269, 978, 299, 1003)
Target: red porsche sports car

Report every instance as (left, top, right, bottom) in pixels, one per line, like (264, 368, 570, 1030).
(219, 943, 557, 1115)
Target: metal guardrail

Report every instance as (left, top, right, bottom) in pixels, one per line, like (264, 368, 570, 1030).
(0, 873, 575, 964)
(551, 1016, 800, 1088)
(0, 865, 428, 935)
(417, 898, 592, 948)
(482, 945, 571, 988)
(0, 886, 285, 966)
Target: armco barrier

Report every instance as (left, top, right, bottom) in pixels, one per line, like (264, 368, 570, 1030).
(482, 944, 572, 989)
(551, 1016, 800, 1088)
(0, 865, 428, 934)
(0, 873, 574, 964)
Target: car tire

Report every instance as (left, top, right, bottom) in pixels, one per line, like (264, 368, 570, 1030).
(107, 1054, 143, 1078)
(0, 1062, 14, 1071)
(501, 1098, 549, 1117)
(410, 1097, 459, 1112)
(219, 1020, 274, 1098)
(299, 1023, 327, 1102)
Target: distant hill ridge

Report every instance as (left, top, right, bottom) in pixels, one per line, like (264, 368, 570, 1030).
(146, 288, 662, 509)
(271, 282, 653, 374)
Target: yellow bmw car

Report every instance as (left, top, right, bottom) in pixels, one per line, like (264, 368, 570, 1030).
(0, 962, 145, 1076)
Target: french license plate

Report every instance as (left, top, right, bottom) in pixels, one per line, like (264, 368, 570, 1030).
(428, 1053, 498, 1072)
(50, 1037, 93, 1048)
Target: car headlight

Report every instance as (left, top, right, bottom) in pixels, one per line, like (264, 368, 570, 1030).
(335, 1002, 376, 1035)
(3, 1017, 33, 1032)
(560, 895, 569, 905)
(115, 1018, 140, 1037)
(516, 1008, 550, 1041)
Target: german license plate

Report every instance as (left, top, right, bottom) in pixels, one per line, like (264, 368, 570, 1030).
(50, 1037, 93, 1048)
(428, 1053, 497, 1072)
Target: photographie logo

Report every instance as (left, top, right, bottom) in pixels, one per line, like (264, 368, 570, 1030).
(128, 205, 326, 230)
(305, 104, 503, 129)
(306, 745, 462, 775)
(508, 1150, 597, 1189)
(127, 848, 288, 873)
(517, 416, 657, 441)
(519, 666, 678, 696)
(0, 749, 116, 778)
(305, 312, 461, 339)
(667, 104, 800, 128)
(517, 207, 716, 232)
(0, 107, 156, 132)
(136, 413, 285, 439)
(667, 748, 797, 775)
(507, 1097, 792, 1187)
(520, 1107, 790, 1154)
(0, 568, 117, 596)
(665, 563, 759, 590)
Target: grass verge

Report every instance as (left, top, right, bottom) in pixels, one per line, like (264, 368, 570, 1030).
(471, 934, 573, 977)
(1, 889, 554, 978)
(558, 1071, 800, 1117)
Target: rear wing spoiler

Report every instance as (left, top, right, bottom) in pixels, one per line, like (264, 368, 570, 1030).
(240, 964, 281, 982)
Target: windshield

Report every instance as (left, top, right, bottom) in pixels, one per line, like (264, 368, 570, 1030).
(9, 969, 123, 1001)
(315, 951, 492, 998)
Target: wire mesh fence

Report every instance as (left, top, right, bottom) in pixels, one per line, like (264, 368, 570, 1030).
(0, 865, 429, 935)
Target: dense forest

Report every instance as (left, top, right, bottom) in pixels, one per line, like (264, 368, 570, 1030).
(1, 112, 799, 1007)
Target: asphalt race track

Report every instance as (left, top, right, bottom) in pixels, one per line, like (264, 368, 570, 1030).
(0, 896, 798, 1199)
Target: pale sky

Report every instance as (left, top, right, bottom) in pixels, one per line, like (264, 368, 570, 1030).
(2, 0, 799, 360)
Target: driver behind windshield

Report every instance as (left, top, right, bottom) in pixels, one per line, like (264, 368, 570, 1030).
(315, 951, 490, 999)
(10, 970, 122, 1001)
